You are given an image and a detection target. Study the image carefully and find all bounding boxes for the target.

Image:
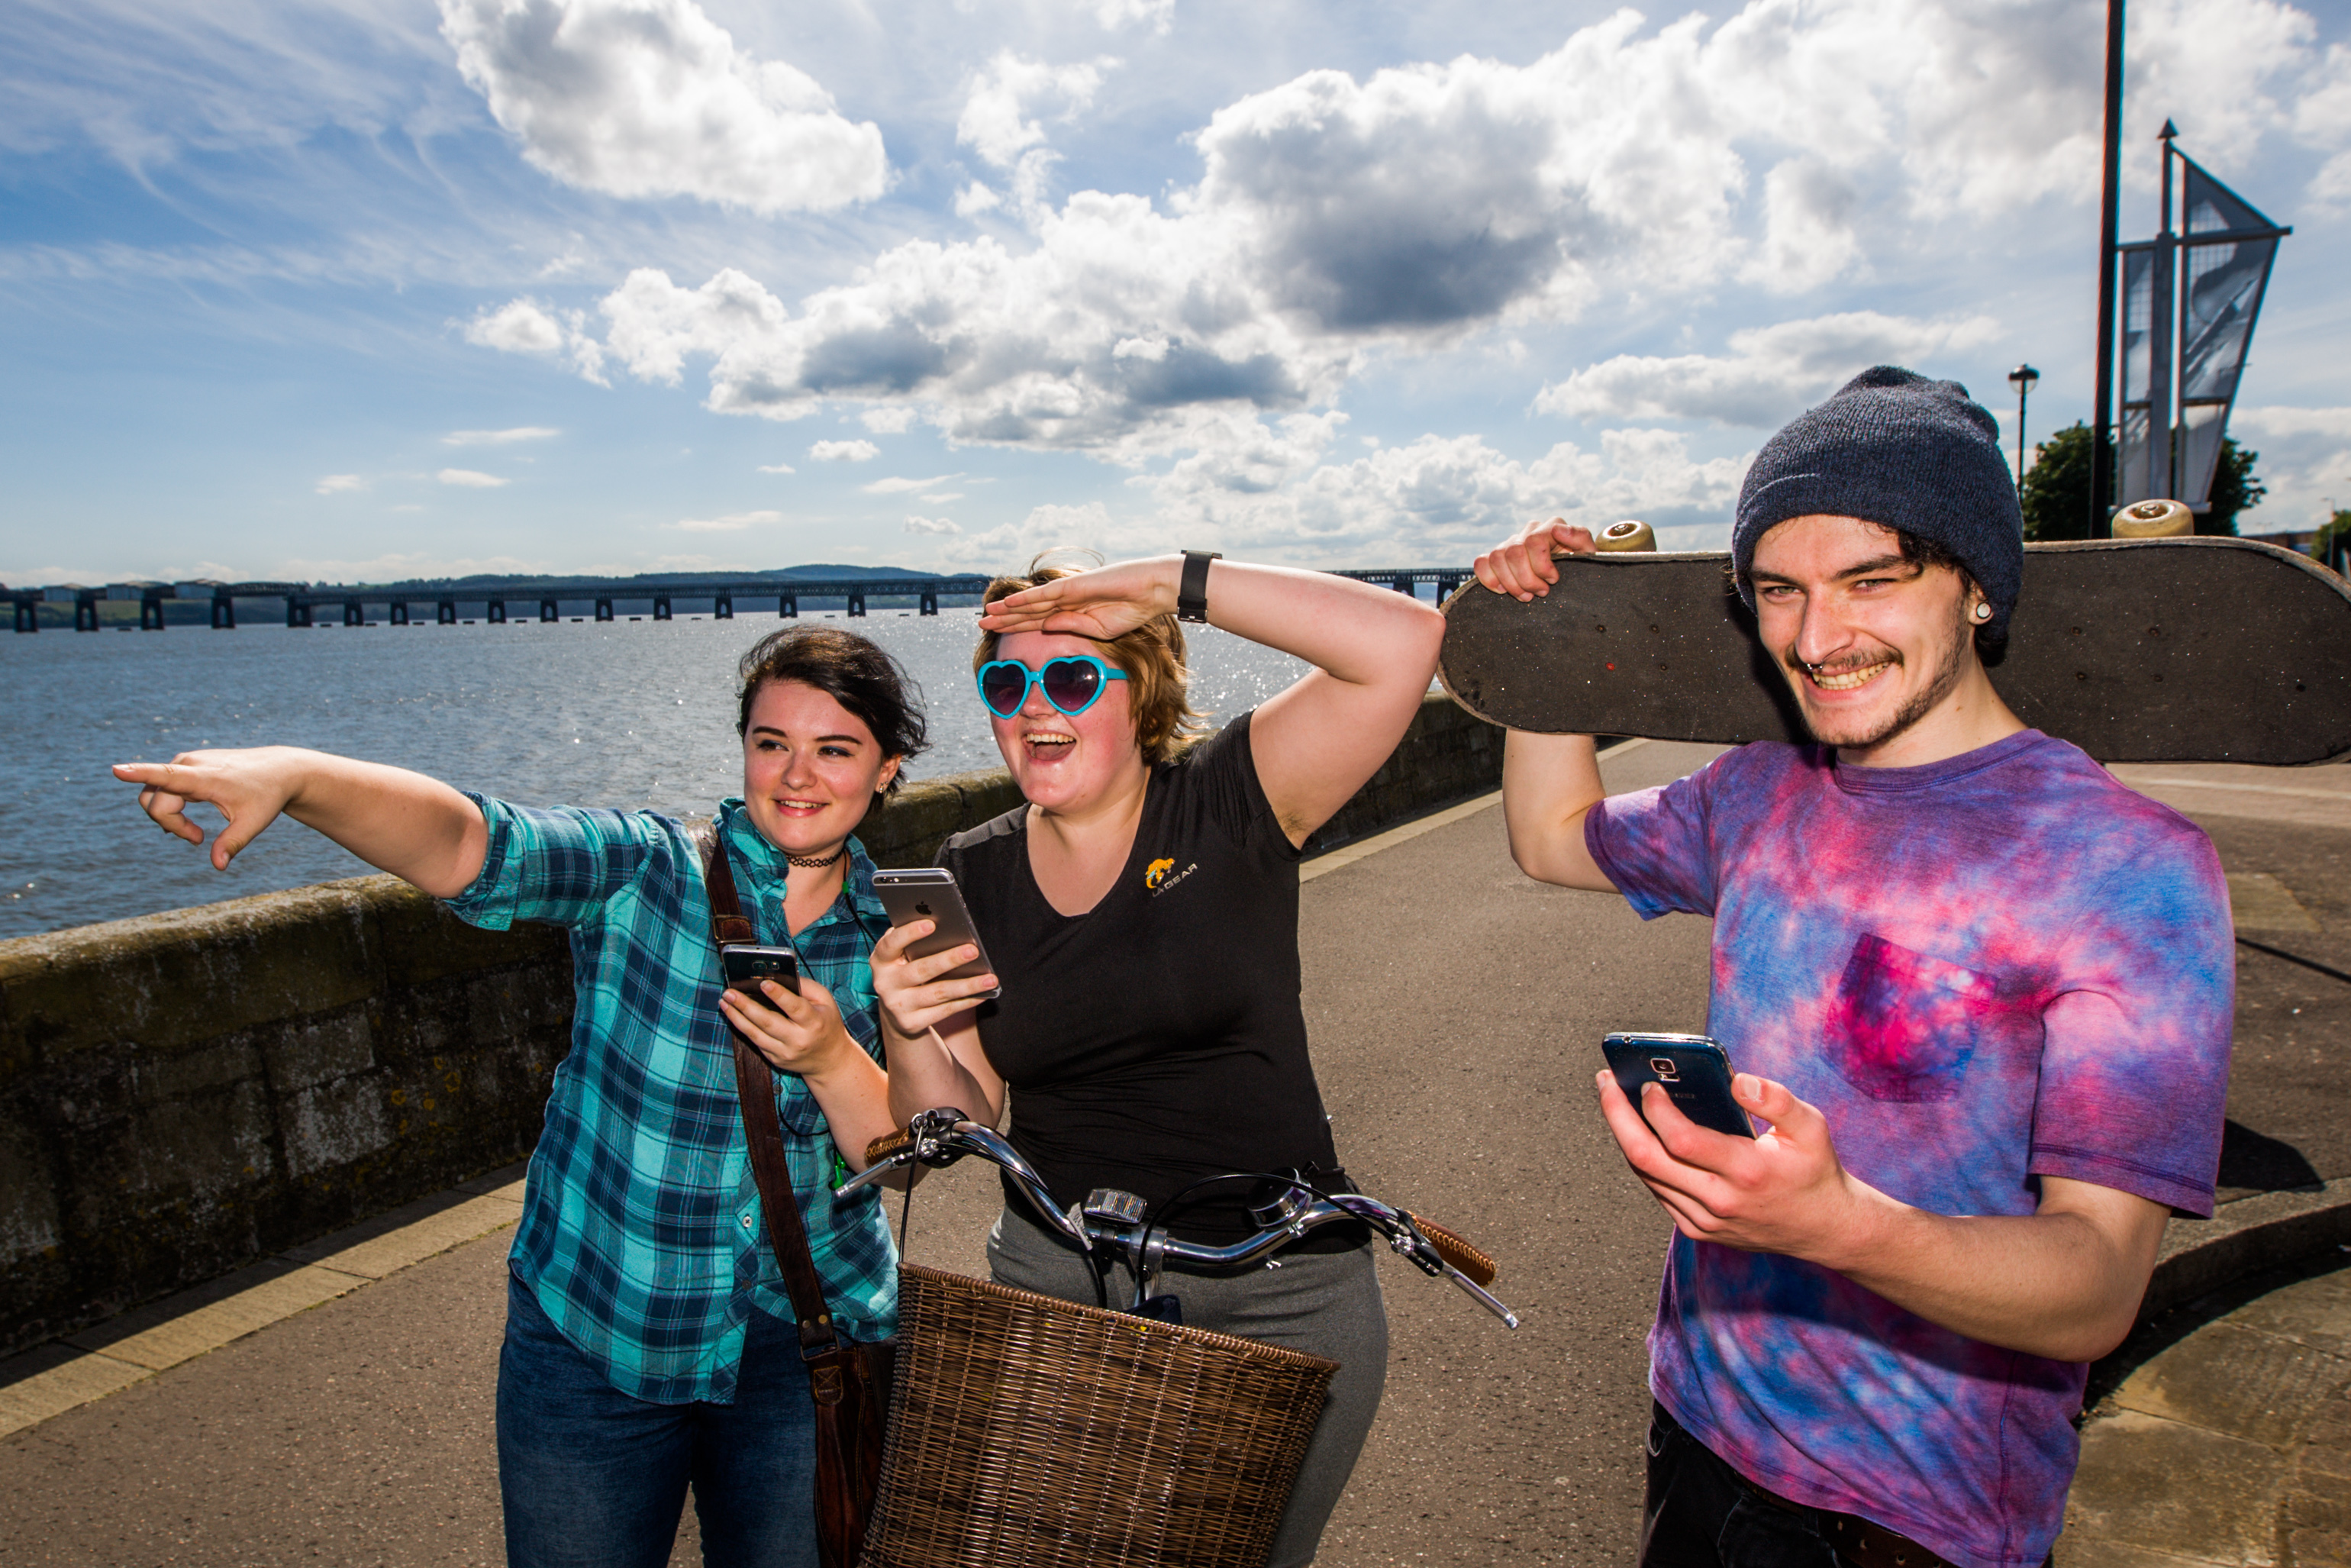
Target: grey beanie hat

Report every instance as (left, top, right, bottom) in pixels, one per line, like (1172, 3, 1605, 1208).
(1732, 366, 2024, 640)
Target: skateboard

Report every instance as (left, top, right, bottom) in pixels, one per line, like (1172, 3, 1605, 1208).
(1437, 537, 2351, 766)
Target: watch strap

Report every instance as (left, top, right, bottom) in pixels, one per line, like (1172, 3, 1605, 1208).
(1178, 550, 1221, 623)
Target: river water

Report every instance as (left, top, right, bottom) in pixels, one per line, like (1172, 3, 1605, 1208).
(2, 611, 1313, 940)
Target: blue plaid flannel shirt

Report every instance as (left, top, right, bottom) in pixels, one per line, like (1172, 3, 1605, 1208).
(445, 793, 898, 1405)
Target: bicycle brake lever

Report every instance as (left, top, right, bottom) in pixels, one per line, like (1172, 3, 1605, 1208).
(1440, 1265, 1521, 1329)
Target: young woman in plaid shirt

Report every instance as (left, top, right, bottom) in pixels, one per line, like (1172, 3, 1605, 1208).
(117, 625, 926, 1568)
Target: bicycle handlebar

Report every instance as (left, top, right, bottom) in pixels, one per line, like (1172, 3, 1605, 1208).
(846, 1110, 1519, 1328)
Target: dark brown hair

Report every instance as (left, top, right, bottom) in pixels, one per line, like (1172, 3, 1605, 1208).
(737, 624, 928, 796)
(974, 550, 1207, 766)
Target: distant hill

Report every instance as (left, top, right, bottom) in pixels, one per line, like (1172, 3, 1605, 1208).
(339, 564, 958, 592)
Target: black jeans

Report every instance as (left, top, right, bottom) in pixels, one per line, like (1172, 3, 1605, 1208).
(1638, 1402, 1856, 1568)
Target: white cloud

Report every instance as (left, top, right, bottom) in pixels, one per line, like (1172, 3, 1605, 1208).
(921, 492, 965, 502)
(810, 438, 880, 461)
(903, 515, 961, 535)
(437, 467, 511, 486)
(463, 0, 2337, 463)
(859, 407, 915, 434)
(1134, 413, 1751, 561)
(957, 51, 1109, 169)
(460, 298, 607, 384)
(669, 508, 782, 531)
(863, 473, 958, 494)
(315, 473, 366, 494)
(437, 0, 886, 214)
(1742, 160, 1863, 295)
(1089, 0, 1173, 34)
(443, 425, 560, 445)
(756, 461, 795, 473)
(2233, 406, 2351, 440)
(955, 51, 1116, 218)
(1536, 311, 2004, 428)
(2228, 405, 2351, 528)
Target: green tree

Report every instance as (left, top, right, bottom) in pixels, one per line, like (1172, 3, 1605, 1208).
(2313, 508, 2351, 568)
(2020, 421, 2095, 540)
(2199, 439, 2265, 536)
(2019, 424, 2265, 538)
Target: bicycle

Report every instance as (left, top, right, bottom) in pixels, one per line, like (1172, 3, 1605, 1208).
(837, 1107, 1519, 1568)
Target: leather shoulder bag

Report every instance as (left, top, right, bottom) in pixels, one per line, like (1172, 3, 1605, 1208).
(700, 827, 896, 1568)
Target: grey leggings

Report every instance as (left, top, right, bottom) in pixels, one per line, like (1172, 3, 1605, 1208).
(987, 1208, 1389, 1568)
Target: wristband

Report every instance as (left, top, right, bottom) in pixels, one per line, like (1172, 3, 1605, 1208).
(1178, 550, 1221, 624)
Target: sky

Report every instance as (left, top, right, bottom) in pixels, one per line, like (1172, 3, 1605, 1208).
(4, 0, 2349, 587)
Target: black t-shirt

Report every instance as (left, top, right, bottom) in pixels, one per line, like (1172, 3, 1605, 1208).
(940, 713, 1351, 1244)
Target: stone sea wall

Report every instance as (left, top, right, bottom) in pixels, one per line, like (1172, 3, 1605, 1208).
(0, 692, 1500, 1354)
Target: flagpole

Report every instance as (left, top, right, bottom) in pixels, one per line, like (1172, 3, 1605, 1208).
(2090, 0, 2126, 539)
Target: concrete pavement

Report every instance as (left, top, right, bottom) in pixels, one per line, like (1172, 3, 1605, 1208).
(3, 740, 2350, 1565)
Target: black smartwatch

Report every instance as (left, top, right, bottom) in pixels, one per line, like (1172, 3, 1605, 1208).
(1178, 550, 1221, 624)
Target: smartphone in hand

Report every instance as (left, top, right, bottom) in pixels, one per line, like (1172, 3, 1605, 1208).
(722, 945, 801, 997)
(1603, 1032, 1756, 1139)
(871, 868, 1001, 999)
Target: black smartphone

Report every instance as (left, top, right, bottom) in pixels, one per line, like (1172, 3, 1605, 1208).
(1602, 1032, 1755, 1139)
(871, 868, 1001, 999)
(721, 945, 801, 996)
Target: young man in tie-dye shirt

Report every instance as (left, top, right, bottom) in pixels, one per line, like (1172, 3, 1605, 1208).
(1475, 369, 2232, 1568)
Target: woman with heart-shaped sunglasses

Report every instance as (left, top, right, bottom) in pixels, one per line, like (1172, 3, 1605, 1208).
(871, 549, 1445, 1568)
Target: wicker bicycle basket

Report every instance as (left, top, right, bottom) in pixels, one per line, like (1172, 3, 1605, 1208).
(859, 1263, 1340, 1568)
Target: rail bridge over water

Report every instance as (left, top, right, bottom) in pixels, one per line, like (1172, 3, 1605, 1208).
(5, 569, 1472, 632)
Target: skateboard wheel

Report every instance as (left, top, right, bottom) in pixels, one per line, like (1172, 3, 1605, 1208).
(2111, 498, 2193, 537)
(1595, 519, 1656, 553)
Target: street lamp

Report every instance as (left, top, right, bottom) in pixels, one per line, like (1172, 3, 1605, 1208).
(2007, 364, 2040, 491)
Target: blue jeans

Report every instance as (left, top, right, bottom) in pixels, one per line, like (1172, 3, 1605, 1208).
(497, 1272, 819, 1568)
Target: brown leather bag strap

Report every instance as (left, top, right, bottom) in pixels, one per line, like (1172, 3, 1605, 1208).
(700, 823, 759, 947)
(701, 830, 839, 1358)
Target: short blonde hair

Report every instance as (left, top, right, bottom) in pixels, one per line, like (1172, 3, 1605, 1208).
(975, 551, 1208, 765)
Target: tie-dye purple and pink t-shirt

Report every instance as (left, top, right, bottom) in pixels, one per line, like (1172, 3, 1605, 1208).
(1586, 730, 2232, 1568)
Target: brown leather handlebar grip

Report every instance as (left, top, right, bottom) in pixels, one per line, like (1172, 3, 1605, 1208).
(1404, 1212, 1498, 1287)
(866, 1126, 915, 1165)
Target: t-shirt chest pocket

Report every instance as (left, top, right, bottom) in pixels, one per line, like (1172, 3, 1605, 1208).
(1826, 934, 1998, 1104)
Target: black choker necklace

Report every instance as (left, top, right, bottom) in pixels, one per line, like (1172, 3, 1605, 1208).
(787, 844, 850, 869)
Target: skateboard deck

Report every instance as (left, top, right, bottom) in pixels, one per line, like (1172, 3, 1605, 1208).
(1438, 537, 2351, 765)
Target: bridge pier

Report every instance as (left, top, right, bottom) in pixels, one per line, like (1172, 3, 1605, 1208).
(595, 598, 614, 621)
(714, 594, 733, 619)
(390, 602, 409, 626)
(919, 587, 939, 615)
(75, 592, 100, 632)
(539, 599, 557, 623)
(213, 595, 237, 629)
(437, 600, 456, 625)
(653, 596, 672, 621)
(487, 600, 506, 624)
(779, 592, 797, 618)
(140, 594, 167, 631)
(13, 598, 37, 634)
(847, 590, 866, 618)
(343, 600, 364, 627)
(286, 599, 313, 629)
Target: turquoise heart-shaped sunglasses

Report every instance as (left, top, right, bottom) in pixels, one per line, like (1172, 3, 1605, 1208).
(975, 655, 1129, 718)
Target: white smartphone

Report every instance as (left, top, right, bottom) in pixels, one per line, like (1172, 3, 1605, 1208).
(871, 868, 1001, 999)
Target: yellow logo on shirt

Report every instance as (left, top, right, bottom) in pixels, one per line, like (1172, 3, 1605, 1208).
(1144, 857, 1176, 889)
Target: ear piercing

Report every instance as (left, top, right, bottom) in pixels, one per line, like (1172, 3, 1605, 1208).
(1973, 602, 1993, 621)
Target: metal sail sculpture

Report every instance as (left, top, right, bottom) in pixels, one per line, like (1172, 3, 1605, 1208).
(2115, 124, 2291, 512)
